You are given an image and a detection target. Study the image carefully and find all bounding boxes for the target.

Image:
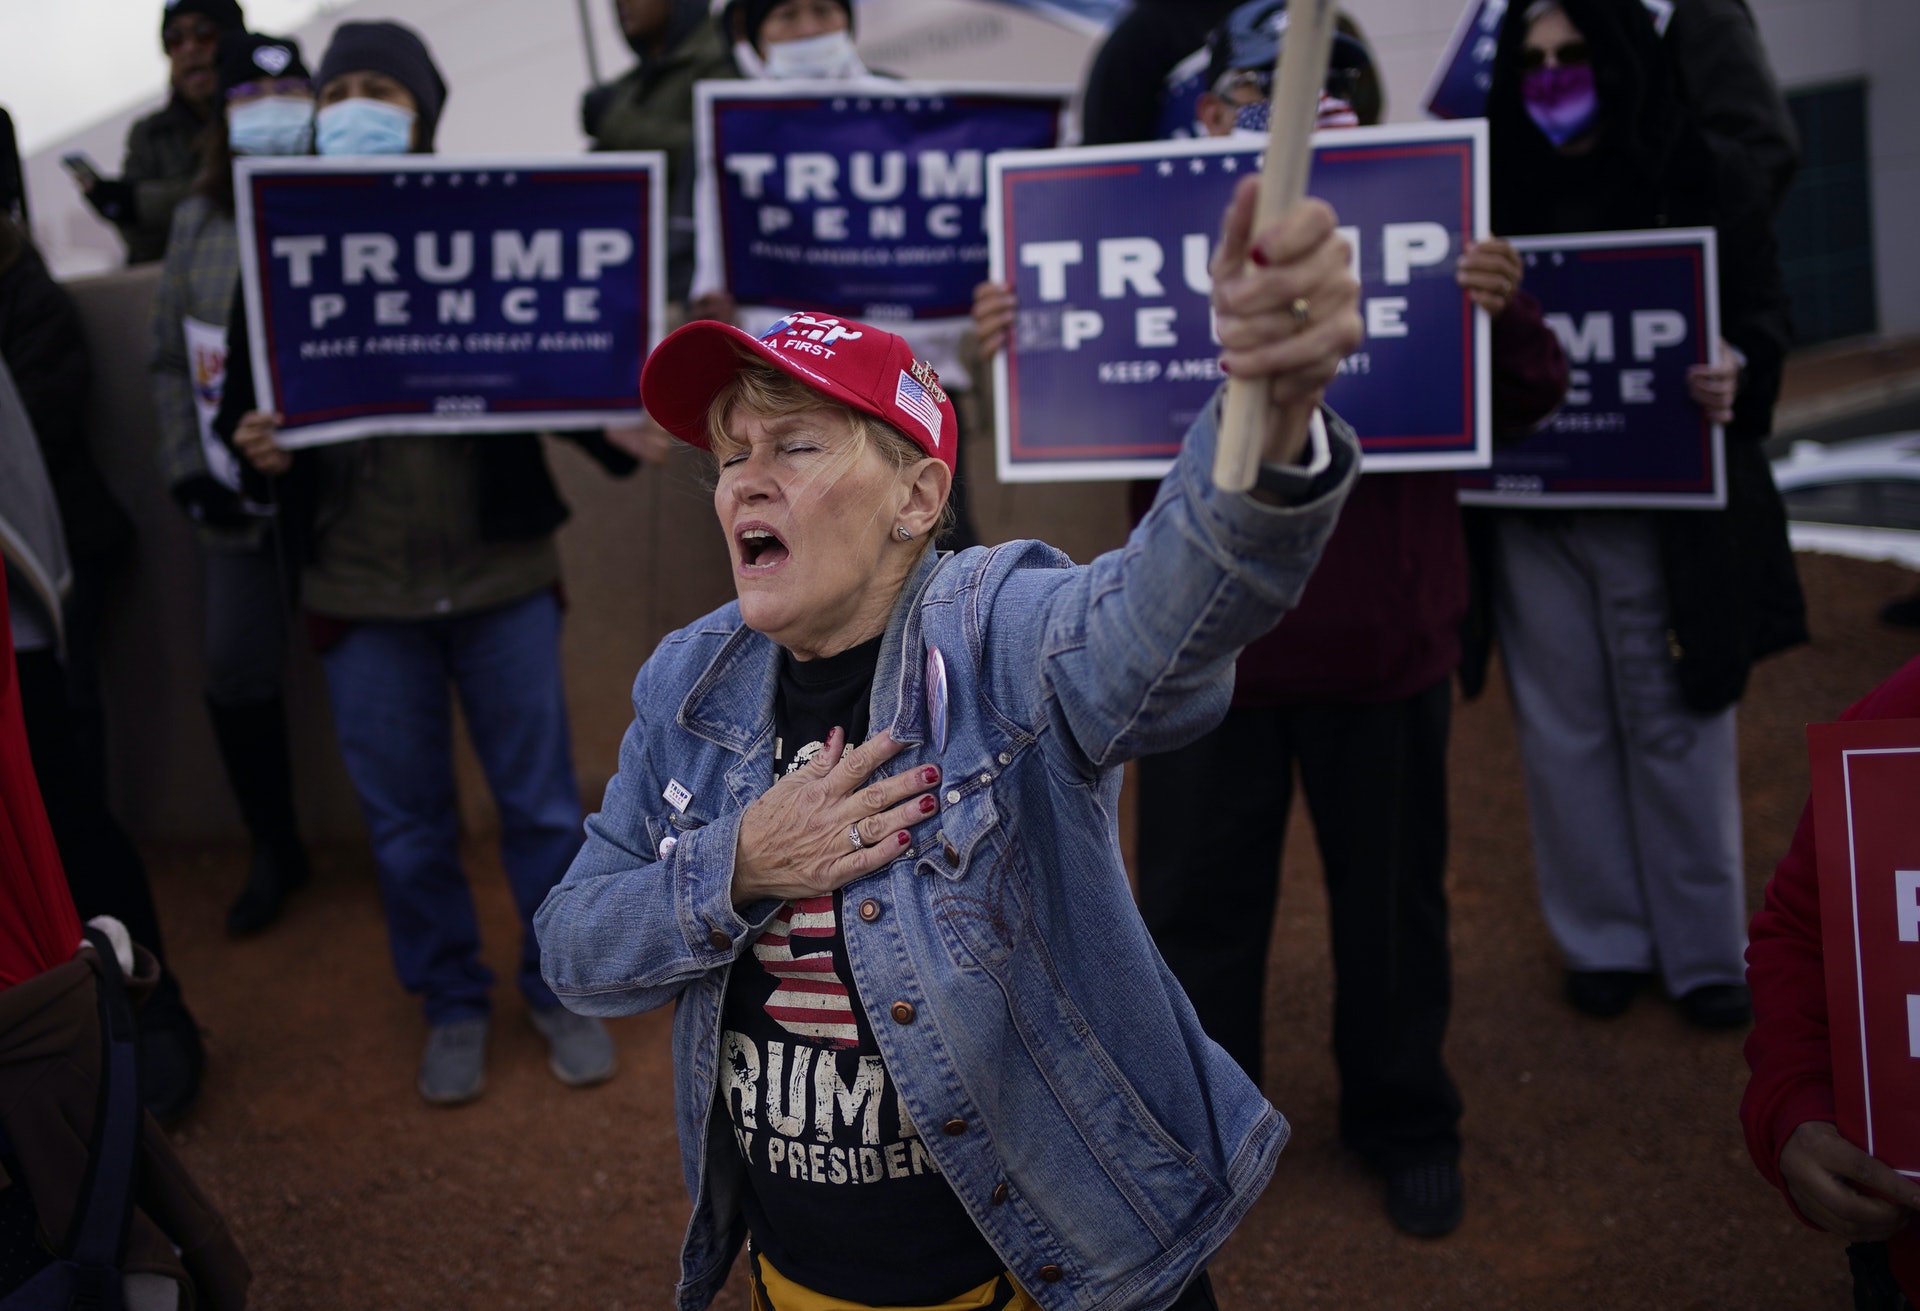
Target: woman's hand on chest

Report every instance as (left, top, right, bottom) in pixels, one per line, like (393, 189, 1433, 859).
(731, 727, 945, 906)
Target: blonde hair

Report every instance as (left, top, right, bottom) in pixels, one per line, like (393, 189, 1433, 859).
(704, 351, 957, 549)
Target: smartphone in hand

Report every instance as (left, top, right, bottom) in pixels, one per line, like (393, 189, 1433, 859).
(60, 152, 102, 189)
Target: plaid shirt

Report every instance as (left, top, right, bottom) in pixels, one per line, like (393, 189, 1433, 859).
(147, 193, 238, 496)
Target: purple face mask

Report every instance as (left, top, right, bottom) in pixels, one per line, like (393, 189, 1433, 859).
(1522, 64, 1599, 147)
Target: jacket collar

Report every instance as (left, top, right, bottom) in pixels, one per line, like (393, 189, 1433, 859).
(677, 550, 945, 785)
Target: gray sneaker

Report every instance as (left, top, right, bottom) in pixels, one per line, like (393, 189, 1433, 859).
(418, 1016, 488, 1105)
(528, 1006, 616, 1087)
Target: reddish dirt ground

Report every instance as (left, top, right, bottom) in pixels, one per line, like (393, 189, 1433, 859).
(145, 551, 1920, 1310)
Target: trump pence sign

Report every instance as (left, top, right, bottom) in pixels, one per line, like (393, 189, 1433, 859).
(236, 154, 665, 447)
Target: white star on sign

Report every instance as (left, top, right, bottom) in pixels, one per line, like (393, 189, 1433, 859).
(1157, 160, 1173, 176)
(1550, 251, 1564, 265)
(394, 175, 407, 187)
(1223, 156, 1239, 171)
(880, 100, 896, 112)
(476, 173, 490, 186)
(856, 99, 871, 111)
(1523, 252, 1537, 266)
(832, 99, 847, 111)
(448, 173, 461, 187)
(1189, 158, 1205, 174)
(504, 173, 518, 186)
(905, 99, 920, 112)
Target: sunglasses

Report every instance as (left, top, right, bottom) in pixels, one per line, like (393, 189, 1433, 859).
(1521, 40, 1591, 71)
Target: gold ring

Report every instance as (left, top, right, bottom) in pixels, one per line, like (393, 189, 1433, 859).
(1290, 297, 1311, 327)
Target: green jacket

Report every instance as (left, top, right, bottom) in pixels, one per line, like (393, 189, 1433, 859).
(589, 17, 737, 301)
(120, 96, 207, 265)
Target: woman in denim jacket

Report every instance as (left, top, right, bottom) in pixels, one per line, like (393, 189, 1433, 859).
(536, 180, 1360, 1311)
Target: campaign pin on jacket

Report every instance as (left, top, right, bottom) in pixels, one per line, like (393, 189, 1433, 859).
(925, 645, 948, 755)
(663, 779, 692, 814)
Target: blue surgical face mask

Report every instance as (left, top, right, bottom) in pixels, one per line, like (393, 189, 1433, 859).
(315, 98, 415, 157)
(227, 96, 313, 156)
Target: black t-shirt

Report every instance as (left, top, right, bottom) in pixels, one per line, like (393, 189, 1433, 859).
(720, 636, 1002, 1303)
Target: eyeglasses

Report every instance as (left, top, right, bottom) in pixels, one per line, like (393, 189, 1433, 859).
(162, 20, 222, 51)
(1213, 63, 1364, 104)
(1521, 40, 1590, 71)
(226, 78, 312, 102)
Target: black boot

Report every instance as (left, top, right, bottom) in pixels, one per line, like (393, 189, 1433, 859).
(206, 695, 311, 936)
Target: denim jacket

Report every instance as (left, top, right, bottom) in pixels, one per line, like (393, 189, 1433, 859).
(536, 398, 1358, 1311)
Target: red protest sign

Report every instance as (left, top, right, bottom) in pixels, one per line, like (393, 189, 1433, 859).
(1809, 718, 1920, 1179)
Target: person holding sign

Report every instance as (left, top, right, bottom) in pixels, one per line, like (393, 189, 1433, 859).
(220, 20, 642, 1107)
(149, 32, 315, 940)
(976, 0, 1567, 1238)
(1742, 656, 1920, 1307)
(1480, 0, 1804, 1028)
(535, 175, 1361, 1310)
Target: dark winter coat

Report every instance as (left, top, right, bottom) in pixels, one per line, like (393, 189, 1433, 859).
(0, 223, 131, 562)
(1483, 0, 1806, 713)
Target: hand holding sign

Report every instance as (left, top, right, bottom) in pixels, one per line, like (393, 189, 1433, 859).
(1779, 1121, 1920, 1243)
(1210, 181, 1361, 463)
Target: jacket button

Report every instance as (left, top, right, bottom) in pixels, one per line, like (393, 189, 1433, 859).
(1665, 627, 1685, 660)
(858, 898, 881, 923)
(707, 928, 732, 951)
(943, 1118, 967, 1136)
(1038, 1265, 1063, 1284)
(942, 840, 960, 867)
(992, 1182, 1009, 1206)
(997, 752, 1011, 766)
(945, 789, 961, 805)
(890, 1001, 916, 1025)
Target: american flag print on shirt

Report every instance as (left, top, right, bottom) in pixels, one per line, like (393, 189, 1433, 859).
(894, 369, 944, 449)
(753, 896, 860, 1048)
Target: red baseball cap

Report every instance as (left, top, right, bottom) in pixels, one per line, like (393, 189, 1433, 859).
(640, 313, 959, 474)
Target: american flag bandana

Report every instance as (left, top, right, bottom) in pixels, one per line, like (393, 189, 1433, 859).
(893, 369, 945, 450)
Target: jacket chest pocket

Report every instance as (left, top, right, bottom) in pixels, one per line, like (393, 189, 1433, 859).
(918, 772, 1029, 970)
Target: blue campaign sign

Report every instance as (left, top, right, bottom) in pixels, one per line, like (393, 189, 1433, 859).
(1423, 0, 1505, 121)
(988, 121, 1490, 482)
(1423, 0, 1671, 120)
(1458, 228, 1724, 509)
(234, 155, 666, 448)
(693, 82, 1067, 324)
(974, 0, 1127, 32)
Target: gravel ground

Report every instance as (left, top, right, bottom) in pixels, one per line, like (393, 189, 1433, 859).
(146, 550, 1920, 1310)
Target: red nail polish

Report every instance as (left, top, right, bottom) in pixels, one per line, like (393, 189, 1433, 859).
(922, 766, 940, 784)
(1218, 358, 1231, 376)
(920, 795, 938, 813)
(1248, 247, 1270, 268)
(897, 831, 911, 846)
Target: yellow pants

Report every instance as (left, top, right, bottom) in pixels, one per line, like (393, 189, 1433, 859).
(747, 1249, 1040, 1311)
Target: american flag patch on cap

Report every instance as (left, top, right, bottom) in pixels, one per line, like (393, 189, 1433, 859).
(894, 369, 944, 449)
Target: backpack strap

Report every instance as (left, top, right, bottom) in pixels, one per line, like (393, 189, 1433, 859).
(60, 929, 142, 1309)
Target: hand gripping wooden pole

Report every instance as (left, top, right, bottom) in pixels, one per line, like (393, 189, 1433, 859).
(1211, 0, 1342, 492)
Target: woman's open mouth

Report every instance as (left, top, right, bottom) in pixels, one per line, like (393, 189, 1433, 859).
(736, 525, 791, 572)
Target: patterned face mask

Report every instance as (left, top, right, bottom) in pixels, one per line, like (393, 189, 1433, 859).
(1522, 64, 1600, 147)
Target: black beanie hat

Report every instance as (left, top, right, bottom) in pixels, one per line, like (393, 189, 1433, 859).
(160, 0, 246, 45)
(315, 21, 448, 149)
(738, 0, 854, 47)
(216, 32, 310, 100)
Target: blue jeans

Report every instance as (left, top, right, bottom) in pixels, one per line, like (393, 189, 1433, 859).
(322, 591, 579, 1024)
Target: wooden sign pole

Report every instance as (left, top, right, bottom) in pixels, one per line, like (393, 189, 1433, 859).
(1211, 0, 1341, 492)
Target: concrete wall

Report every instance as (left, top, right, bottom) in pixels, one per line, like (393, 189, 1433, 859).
(65, 267, 1128, 843)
